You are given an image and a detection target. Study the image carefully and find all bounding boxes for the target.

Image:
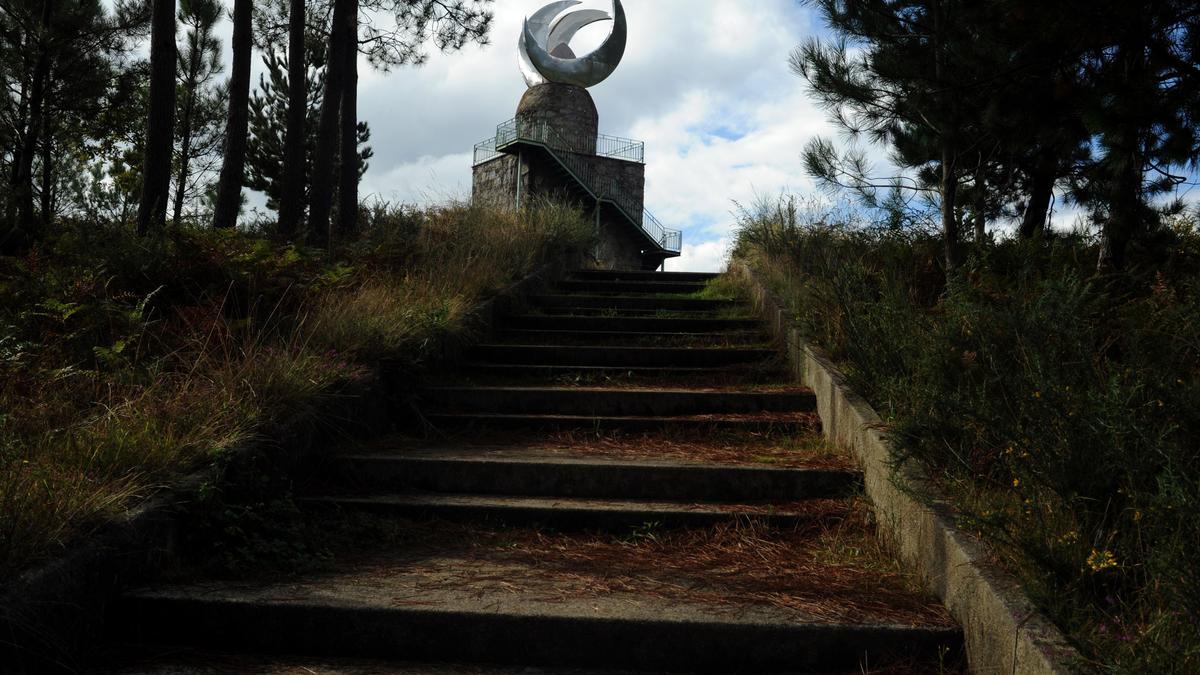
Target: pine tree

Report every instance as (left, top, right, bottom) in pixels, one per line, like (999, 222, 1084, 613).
(244, 44, 371, 214)
(211, 0, 253, 230)
(171, 0, 225, 226)
(277, 0, 307, 235)
(136, 0, 177, 236)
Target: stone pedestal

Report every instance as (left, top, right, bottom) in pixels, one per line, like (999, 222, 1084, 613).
(517, 83, 598, 155)
(472, 84, 662, 270)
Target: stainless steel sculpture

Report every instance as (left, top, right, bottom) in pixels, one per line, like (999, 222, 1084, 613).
(518, 0, 627, 89)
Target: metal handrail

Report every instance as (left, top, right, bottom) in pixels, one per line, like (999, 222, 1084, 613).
(474, 137, 501, 165)
(474, 118, 681, 253)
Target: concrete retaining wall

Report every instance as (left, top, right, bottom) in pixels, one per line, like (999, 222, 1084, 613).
(730, 261, 1090, 675)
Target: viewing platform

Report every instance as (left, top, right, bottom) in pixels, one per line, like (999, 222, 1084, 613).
(471, 84, 682, 271)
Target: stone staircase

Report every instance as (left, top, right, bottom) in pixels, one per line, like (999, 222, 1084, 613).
(101, 270, 961, 673)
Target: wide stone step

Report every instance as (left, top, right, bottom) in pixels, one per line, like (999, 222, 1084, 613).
(502, 315, 761, 333)
(337, 448, 860, 501)
(419, 386, 815, 416)
(555, 279, 709, 295)
(525, 305, 734, 318)
(423, 412, 813, 433)
(113, 551, 960, 672)
(303, 494, 834, 529)
(530, 294, 738, 312)
(570, 269, 720, 283)
(468, 344, 775, 368)
(458, 363, 780, 381)
(495, 328, 769, 347)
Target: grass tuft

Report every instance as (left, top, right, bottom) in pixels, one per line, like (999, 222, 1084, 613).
(0, 199, 592, 582)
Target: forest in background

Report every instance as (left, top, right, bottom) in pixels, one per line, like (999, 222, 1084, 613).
(0, 0, 492, 248)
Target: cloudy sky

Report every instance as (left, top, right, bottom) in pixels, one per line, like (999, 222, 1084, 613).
(343, 0, 831, 271)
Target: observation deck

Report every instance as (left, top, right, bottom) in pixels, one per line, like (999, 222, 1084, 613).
(472, 115, 681, 269)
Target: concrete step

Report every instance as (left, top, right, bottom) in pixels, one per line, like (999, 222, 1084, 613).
(525, 305, 734, 318)
(502, 315, 761, 333)
(530, 294, 739, 312)
(95, 650, 634, 674)
(570, 269, 720, 283)
(113, 551, 960, 672)
(337, 448, 859, 501)
(468, 344, 776, 368)
(458, 363, 786, 381)
(555, 279, 709, 295)
(495, 328, 769, 347)
(303, 494, 833, 530)
(423, 412, 813, 433)
(419, 386, 816, 416)
(95, 649, 635, 674)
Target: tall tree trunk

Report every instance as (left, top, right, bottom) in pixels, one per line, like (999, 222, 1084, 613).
(307, 0, 350, 247)
(211, 0, 253, 229)
(8, 49, 28, 193)
(1019, 152, 1056, 239)
(932, 0, 960, 270)
(336, 0, 358, 237)
(276, 0, 307, 237)
(172, 30, 202, 226)
(1097, 29, 1146, 273)
(12, 0, 52, 240)
(972, 158, 986, 243)
(39, 101, 52, 229)
(942, 148, 961, 269)
(137, 0, 177, 236)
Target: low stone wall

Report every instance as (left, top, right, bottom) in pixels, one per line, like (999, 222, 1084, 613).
(730, 261, 1090, 675)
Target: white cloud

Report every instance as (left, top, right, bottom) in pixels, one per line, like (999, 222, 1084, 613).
(358, 152, 474, 205)
(340, 0, 832, 271)
(665, 237, 731, 273)
(183, 0, 833, 268)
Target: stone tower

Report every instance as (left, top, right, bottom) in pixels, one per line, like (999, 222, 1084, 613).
(469, 1, 680, 271)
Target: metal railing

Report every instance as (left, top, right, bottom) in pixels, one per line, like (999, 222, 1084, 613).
(473, 137, 502, 165)
(472, 118, 680, 253)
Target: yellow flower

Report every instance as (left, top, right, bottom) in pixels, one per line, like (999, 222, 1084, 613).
(1133, 509, 1143, 522)
(1087, 549, 1118, 572)
(1033, 391, 1042, 399)
(1058, 531, 1079, 545)
(1012, 478, 1021, 488)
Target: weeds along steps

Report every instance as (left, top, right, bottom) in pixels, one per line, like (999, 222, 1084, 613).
(0, 201, 593, 672)
(96, 269, 964, 673)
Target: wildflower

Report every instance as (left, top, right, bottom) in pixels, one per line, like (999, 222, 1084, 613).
(1058, 531, 1079, 545)
(1012, 478, 1020, 488)
(1133, 510, 1143, 522)
(1033, 391, 1042, 399)
(1087, 549, 1118, 572)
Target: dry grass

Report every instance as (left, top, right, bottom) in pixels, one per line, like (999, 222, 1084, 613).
(0, 200, 592, 582)
(321, 502, 952, 628)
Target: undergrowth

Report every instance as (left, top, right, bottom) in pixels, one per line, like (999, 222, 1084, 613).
(732, 195, 1200, 672)
(0, 199, 592, 582)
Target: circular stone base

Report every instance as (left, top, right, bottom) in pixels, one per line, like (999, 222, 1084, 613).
(516, 83, 599, 154)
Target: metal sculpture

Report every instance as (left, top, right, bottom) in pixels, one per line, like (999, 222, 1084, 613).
(518, 0, 627, 89)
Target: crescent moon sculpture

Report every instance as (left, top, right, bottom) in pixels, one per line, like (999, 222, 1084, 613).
(547, 9, 610, 58)
(518, 0, 627, 89)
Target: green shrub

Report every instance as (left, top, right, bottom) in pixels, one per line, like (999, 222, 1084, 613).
(734, 196, 1200, 671)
